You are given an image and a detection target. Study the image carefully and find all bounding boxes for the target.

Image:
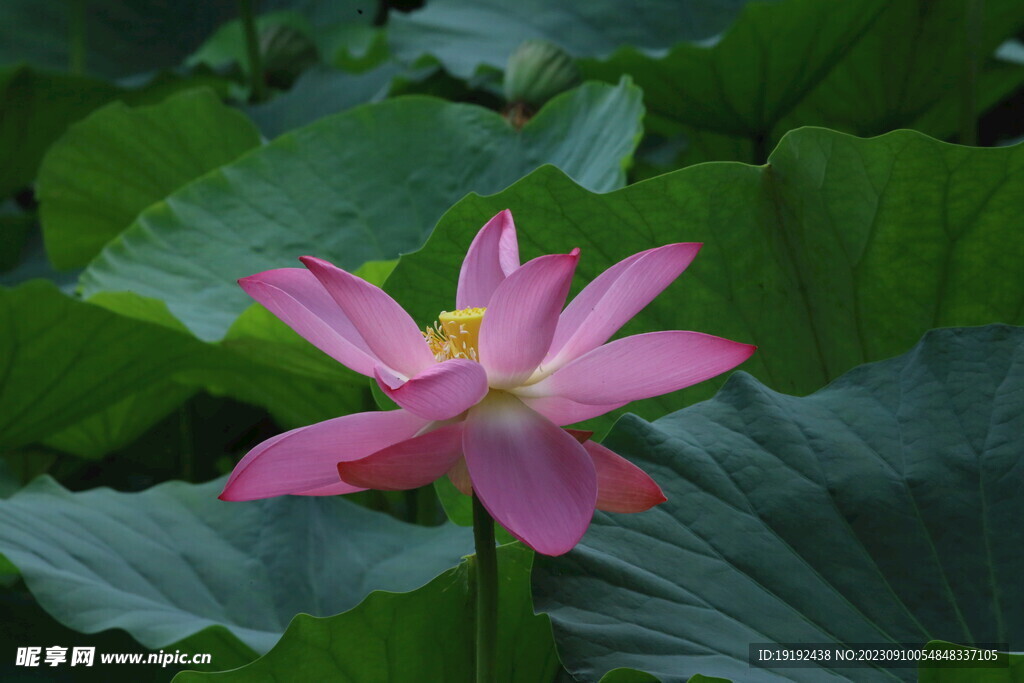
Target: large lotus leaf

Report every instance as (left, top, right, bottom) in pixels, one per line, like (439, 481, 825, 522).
(786, 0, 1024, 138)
(0, 475, 474, 657)
(532, 325, 1024, 682)
(581, 0, 887, 138)
(79, 79, 643, 341)
(0, 281, 204, 453)
(174, 543, 559, 682)
(0, 1, 235, 78)
(385, 128, 1024, 434)
(387, 0, 759, 80)
(38, 89, 261, 269)
(583, 0, 1024, 164)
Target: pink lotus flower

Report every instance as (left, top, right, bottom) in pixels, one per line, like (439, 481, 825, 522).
(220, 210, 755, 555)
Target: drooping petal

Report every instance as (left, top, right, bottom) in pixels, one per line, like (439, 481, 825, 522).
(338, 423, 464, 490)
(456, 209, 520, 309)
(374, 359, 488, 421)
(518, 331, 756, 405)
(219, 410, 426, 501)
(239, 268, 379, 376)
(544, 243, 701, 371)
(584, 440, 667, 513)
(463, 392, 596, 556)
(521, 395, 627, 426)
(300, 256, 434, 377)
(478, 252, 579, 388)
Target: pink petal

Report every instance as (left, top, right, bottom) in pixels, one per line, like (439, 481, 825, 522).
(338, 423, 464, 490)
(447, 457, 473, 495)
(293, 480, 369, 497)
(219, 410, 426, 501)
(585, 441, 667, 513)
(463, 392, 597, 556)
(519, 331, 756, 405)
(374, 359, 488, 421)
(544, 243, 701, 371)
(456, 210, 520, 309)
(300, 256, 434, 378)
(239, 268, 379, 376)
(478, 252, 579, 388)
(445, 429, 590, 496)
(545, 248, 652, 355)
(521, 395, 627, 426)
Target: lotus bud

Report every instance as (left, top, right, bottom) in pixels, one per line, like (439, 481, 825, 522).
(503, 39, 581, 109)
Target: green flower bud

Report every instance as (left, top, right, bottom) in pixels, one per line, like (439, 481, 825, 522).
(503, 39, 581, 108)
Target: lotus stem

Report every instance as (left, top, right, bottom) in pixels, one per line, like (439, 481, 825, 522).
(472, 494, 498, 683)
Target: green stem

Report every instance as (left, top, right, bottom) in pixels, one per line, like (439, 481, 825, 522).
(237, 0, 267, 102)
(960, 0, 984, 146)
(472, 494, 498, 683)
(415, 485, 438, 525)
(68, 0, 86, 75)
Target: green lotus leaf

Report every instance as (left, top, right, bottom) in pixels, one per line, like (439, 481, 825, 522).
(38, 89, 261, 269)
(386, 128, 1024, 435)
(174, 544, 559, 682)
(0, 476, 474, 661)
(533, 325, 1024, 682)
(80, 79, 644, 341)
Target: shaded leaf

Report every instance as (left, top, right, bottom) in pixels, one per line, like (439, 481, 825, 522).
(246, 63, 401, 138)
(0, 203, 33, 273)
(786, 0, 1024, 138)
(584, 0, 1024, 166)
(0, 1, 236, 78)
(388, 0, 759, 80)
(41, 381, 196, 460)
(0, 66, 119, 199)
(580, 0, 887, 138)
(0, 281, 202, 452)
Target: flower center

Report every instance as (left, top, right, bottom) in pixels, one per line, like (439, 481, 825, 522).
(423, 307, 485, 361)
